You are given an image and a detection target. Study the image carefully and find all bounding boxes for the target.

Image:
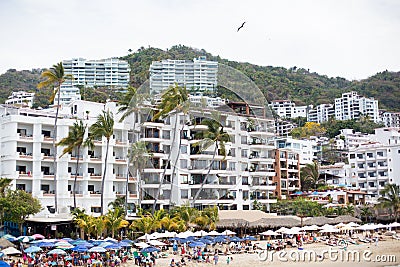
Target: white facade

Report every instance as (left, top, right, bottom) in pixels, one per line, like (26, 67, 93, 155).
(319, 163, 351, 186)
(334, 91, 379, 123)
(149, 57, 218, 93)
(274, 137, 318, 165)
(380, 112, 400, 128)
(335, 129, 371, 150)
(62, 58, 130, 88)
(5, 91, 35, 108)
(307, 104, 335, 123)
(54, 85, 82, 106)
(268, 100, 309, 119)
(0, 101, 137, 215)
(188, 94, 226, 108)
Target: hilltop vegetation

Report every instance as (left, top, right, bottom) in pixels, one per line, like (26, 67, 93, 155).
(1, 45, 400, 111)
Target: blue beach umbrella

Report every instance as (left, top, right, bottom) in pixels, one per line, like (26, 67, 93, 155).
(24, 246, 43, 253)
(188, 241, 206, 248)
(71, 246, 88, 252)
(140, 246, 160, 253)
(0, 261, 10, 267)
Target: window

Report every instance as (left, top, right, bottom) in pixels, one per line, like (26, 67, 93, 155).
(88, 185, 95, 193)
(180, 146, 187, 154)
(242, 190, 249, 200)
(180, 159, 187, 169)
(242, 177, 249, 185)
(241, 136, 247, 144)
(91, 207, 101, 213)
(181, 190, 188, 199)
(68, 185, 72, 191)
(16, 184, 25, 191)
(41, 184, 50, 193)
(241, 149, 248, 158)
(349, 154, 355, 159)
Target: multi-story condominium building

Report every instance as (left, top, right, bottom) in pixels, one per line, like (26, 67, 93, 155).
(62, 58, 131, 89)
(335, 129, 371, 150)
(136, 102, 299, 211)
(149, 57, 218, 93)
(274, 137, 319, 165)
(268, 100, 309, 119)
(54, 85, 81, 106)
(334, 91, 379, 123)
(307, 104, 335, 123)
(380, 112, 400, 128)
(188, 93, 226, 108)
(319, 163, 351, 186)
(5, 91, 35, 108)
(274, 120, 295, 137)
(0, 101, 137, 215)
(347, 142, 400, 200)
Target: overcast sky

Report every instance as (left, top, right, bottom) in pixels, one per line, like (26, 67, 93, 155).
(0, 0, 399, 80)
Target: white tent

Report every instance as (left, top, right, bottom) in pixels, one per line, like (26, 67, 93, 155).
(357, 224, 377, 231)
(320, 228, 340, 233)
(284, 227, 304, 235)
(335, 222, 346, 228)
(301, 225, 319, 231)
(276, 227, 288, 233)
(346, 222, 360, 227)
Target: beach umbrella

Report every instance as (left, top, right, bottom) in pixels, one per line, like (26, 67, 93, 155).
(138, 234, 157, 241)
(134, 242, 149, 248)
(118, 242, 131, 248)
(17, 236, 33, 243)
(99, 242, 113, 248)
(56, 243, 74, 249)
(193, 230, 208, 237)
(208, 230, 221, 236)
(36, 242, 55, 248)
(320, 228, 340, 233)
(104, 244, 121, 250)
(228, 236, 242, 242)
(357, 224, 376, 231)
(335, 223, 346, 228)
(1, 247, 22, 255)
(341, 225, 355, 231)
(0, 261, 10, 267)
(0, 252, 4, 258)
(0, 238, 15, 249)
(276, 227, 288, 233)
(31, 234, 45, 240)
(389, 222, 400, 228)
(221, 230, 236, 235)
(188, 241, 206, 248)
(346, 222, 360, 227)
(61, 238, 74, 242)
(71, 240, 92, 247)
(198, 238, 213, 245)
(147, 240, 167, 246)
(103, 237, 118, 243)
(1, 235, 17, 242)
(260, 230, 279, 236)
(121, 239, 133, 244)
(71, 245, 88, 252)
(47, 249, 67, 255)
(24, 246, 42, 253)
(243, 236, 257, 241)
(88, 246, 106, 253)
(141, 246, 160, 253)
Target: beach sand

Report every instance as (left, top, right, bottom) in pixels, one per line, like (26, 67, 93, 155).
(155, 238, 400, 267)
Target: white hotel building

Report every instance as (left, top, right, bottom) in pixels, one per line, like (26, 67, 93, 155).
(334, 91, 379, 123)
(0, 101, 137, 215)
(347, 128, 400, 201)
(149, 57, 218, 93)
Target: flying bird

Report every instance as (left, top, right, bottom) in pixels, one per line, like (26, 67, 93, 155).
(237, 21, 246, 32)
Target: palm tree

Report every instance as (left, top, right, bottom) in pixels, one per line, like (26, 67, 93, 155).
(152, 84, 189, 212)
(359, 205, 374, 223)
(105, 208, 129, 238)
(345, 205, 355, 216)
(71, 208, 90, 239)
(128, 141, 152, 211)
(300, 161, 322, 190)
(0, 178, 11, 197)
(37, 62, 73, 212)
(379, 184, 400, 222)
(88, 110, 114, 215)
(191, 117, 230, 206)
(57, 120, 92, 209)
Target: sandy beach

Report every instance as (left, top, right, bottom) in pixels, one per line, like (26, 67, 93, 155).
(155, 238, 400, 267)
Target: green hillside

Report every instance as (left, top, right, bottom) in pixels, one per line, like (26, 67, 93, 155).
(0, 45, 399, 111)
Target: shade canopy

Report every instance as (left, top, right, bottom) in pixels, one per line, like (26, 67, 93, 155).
(47, 249, 67, 255)
(260, 230, 279, 236)
(24, 246, 43, 253)
(1, 247, 22, 255)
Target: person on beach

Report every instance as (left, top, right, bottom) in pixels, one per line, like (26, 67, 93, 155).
(213, 253, 219, 265)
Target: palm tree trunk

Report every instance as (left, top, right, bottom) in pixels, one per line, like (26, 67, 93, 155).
(152, 113, 178, 214)
(101, 139, 110, 215)
(52, 84, 61, 212)
(73, 146, 81, 209)
(192, 144, 218, 207)
(168, 121, 185, 207)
